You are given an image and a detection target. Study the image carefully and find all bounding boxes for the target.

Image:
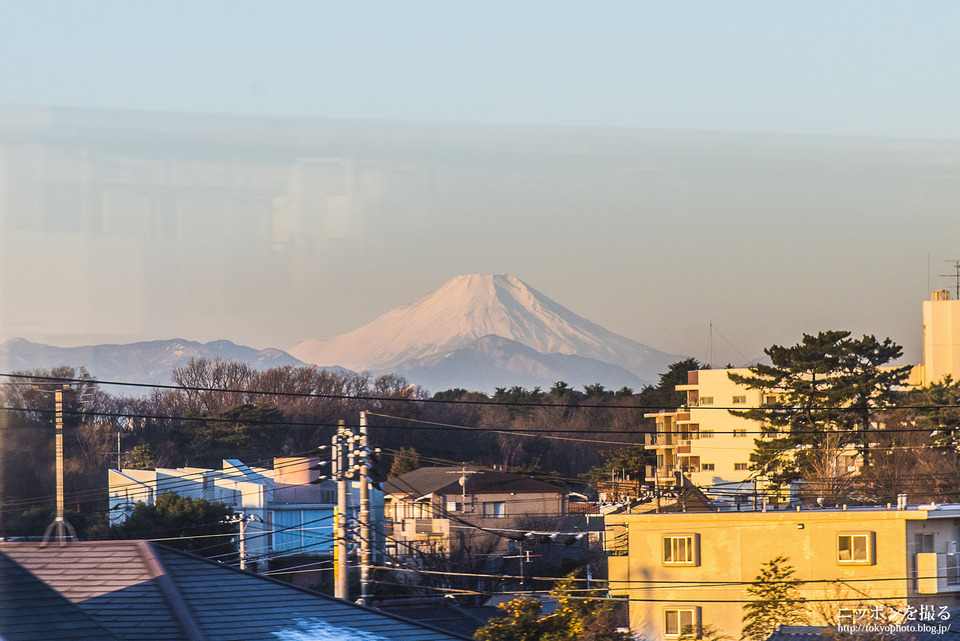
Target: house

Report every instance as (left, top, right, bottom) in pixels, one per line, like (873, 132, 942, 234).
(0, 540, 471, 641)
(605, 503, 960, 640)
(384, 466, 570, 557)
(108, 456, 384, 570)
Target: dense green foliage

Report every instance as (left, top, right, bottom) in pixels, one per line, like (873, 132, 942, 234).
(741, 555, 807, 641)
(109, 491, 237, 559)
(474, 577, 629, 641)
(728, 331, 911, 492)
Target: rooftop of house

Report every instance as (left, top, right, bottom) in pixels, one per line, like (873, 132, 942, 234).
(0, 540, 471, 641)
(383, 466, 567, 499)
(608, 502, 960, 520)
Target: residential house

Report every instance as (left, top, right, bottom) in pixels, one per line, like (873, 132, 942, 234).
(0, 540, 471, 641)
(605, 503, 960, 640)
(384, 466, 570, 557)
(108, 456, 383, 570)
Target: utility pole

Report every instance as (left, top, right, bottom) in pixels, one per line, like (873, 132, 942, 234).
(358, 411, 372, 606)
(335, 420, 349, 600)
(42, 387, 77, 544)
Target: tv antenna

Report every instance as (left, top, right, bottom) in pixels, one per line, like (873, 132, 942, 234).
(942, 260, 960, 300)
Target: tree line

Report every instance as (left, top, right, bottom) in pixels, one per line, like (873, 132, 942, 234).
(0, 357, 699, 537)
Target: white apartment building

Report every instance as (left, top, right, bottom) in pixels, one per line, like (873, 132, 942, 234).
(108, 457, 383, 568)
(921, 289, 960, 386)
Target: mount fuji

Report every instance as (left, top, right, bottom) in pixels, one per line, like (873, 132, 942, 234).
(290, 274, 685, 392)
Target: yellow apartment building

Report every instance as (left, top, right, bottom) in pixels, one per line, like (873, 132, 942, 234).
(645, 368, 774, 506)
(606, 504, 960, 640)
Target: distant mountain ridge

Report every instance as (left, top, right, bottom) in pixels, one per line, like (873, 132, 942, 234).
(291, 274, 685, 391)
(1, 275, 686, 393)
(0, 338, 308, 387)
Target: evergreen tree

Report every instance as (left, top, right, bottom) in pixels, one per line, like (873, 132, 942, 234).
(389, 446, 421, 478)
(728, 331, 910, 490)
(474, 576, 629, 641)
(110, 492, 236, 559)
(742, 555, 807, 641)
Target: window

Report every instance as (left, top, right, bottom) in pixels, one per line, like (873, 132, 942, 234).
(446, 501, 462, 512)
(482, 501, 505, 518)
(699, 397, 713, 405)
(915, 532, 934, 554)
(701, 430, 714, 438)
(663, 534, 699, 565)
(664, 608, 698, 637)
(837, 532, 874, 564)
(733, 429, 747, 438)
(732, 395, 746, 404)
(734, 463, 748, 471)
(763, 394, 779, 404)
(701, 463, 715, 471)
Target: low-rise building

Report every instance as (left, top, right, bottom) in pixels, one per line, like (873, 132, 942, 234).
(384, 466, 570, 557)
(606, 503, 960, 640)
(108, 457, 383, 570)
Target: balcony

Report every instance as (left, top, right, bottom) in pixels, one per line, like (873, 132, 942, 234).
(916, 553, 960, 594)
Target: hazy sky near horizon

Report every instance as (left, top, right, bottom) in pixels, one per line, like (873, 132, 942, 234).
(2, 2, 960, 370)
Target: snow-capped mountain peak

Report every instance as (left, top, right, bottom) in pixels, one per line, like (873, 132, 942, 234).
(289, 274, 681, 385)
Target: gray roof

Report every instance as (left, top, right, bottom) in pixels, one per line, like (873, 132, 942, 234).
(0, 552, 121, 641)
(385, 466, 567, 498)
(0, 541, 471, 641)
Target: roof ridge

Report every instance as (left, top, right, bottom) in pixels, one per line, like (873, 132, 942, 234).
(149, 543, 475, 640)
(137, 541, 206, 641)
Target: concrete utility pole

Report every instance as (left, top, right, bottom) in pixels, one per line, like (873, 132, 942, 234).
(358, 411, 372, 606)
(42, 386, 78, 545)
(335, 420, 349, 600)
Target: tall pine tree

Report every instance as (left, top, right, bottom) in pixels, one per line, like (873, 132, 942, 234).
(727, 331, 910, 494)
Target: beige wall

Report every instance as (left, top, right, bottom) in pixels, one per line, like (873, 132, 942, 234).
(647, 369, 762, 500)
(923, 291, 960, 386)
(607, 507, 960, 640)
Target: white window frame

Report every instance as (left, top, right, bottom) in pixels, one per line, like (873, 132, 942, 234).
(733, 429, 747, 438)
(837, 532, 875, 564)
(664, 607, 700, 638)
(732, 395, 746, 404)
(482, 501, 506, 518)
(663, 533, 699, 566)
(701, 463, 715, 471)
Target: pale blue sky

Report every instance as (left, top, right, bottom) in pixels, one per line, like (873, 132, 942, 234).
(2, 2, 960, 138)
(1, 2, 960, 371)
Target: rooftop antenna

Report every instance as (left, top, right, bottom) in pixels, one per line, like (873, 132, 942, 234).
(942, 260, 960, 300)
(707, 323, 716, 368)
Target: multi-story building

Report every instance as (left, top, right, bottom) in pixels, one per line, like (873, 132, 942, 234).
(606, 503, 960, 640)
(108, 457, 383, 569)
(921, 289, 960, 386)
(644, 368, 771, 506)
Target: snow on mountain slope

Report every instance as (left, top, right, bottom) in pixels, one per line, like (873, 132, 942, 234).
(290, 274, 683, 384)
